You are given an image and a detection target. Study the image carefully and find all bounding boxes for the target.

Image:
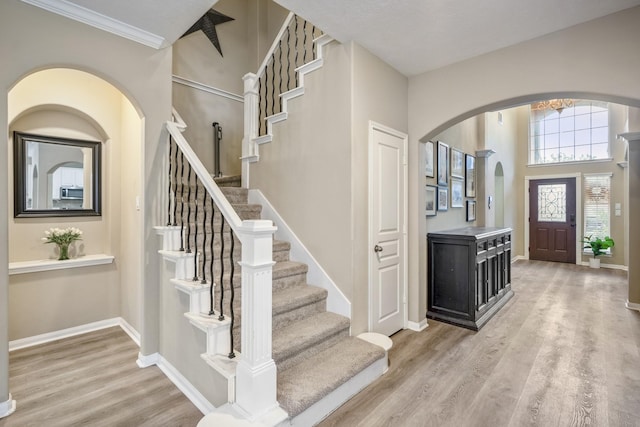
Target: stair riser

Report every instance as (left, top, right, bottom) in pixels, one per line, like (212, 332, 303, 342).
(273, 299, 326, 332)
(276, 328, 350, 372)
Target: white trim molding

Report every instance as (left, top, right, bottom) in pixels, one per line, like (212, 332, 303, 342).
(0, 395, 16, 419)
(407, 319, 429, 332)
(21, 0, 166, 48)
(625, 300, 640, 312)
(156, 356, 215, 415)
(9, 317, 121, 351)
(8, 254, 114, 275)
(172, 75, 244, 103)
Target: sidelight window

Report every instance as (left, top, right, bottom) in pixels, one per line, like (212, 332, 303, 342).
(583, 174, 612, 252)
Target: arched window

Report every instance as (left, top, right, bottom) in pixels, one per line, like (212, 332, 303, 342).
(529, 100, 609, 164)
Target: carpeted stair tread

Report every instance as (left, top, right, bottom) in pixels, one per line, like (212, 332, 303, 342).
(272, 261, 308, 280)
(272, 311, 349, 365)
(277, 336, 386, 418)
(272, 285, 327, 316)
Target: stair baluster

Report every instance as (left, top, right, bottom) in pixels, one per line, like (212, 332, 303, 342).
(193, 181, 199, 281)
(179, 151, 185, 251)
(201, 191, 208, 285)
(185, 163, 192, 253)
(208, 194, 215, 315)
(218, 216, 225, 321)
(167, 137, 173, 226)
(252, 15, 324, 138)
(228, 224, 236, 359)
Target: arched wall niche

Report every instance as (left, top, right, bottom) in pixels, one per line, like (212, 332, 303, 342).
(6, 66, 145, 344)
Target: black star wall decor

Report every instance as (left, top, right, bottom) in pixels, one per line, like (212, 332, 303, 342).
(181, 9, 234, 56)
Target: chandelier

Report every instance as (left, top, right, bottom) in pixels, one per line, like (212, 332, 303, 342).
(531, 99, 574, 113)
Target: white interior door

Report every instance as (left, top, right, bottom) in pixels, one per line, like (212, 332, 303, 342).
(369, 122, 407, 336)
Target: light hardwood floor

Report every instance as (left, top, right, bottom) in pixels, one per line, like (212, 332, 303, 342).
(320, 260, 640, 427)
(0, 327, 203, 427)
(2, 261, 639, 427)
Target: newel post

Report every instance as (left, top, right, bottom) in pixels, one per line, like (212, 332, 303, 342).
(241, 73, 259, 189)
(234, 219, 279, 419)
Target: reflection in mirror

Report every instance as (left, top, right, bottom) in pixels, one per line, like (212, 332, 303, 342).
(14, 132, 101, 217)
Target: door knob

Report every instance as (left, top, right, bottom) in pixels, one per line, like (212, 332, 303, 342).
(374, 245, 383, 253)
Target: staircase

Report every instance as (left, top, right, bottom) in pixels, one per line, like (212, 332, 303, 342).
(158, 181, 387, 425)
(157, 12, 389, 426)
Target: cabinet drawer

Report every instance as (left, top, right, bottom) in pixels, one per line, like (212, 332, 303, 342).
(476, 240, 487, 254)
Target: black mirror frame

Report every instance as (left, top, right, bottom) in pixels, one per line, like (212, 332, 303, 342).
(13, 131, 102, 218)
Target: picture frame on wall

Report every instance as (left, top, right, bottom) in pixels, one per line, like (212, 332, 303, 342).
(425, 185, 437, 216)
(465, 154, 476, 198)
(437, 187, 448, 211)
(425, 141, 434, 178)
(466, 200, 476, 221)
(451, 148, 464, 178)
(451, 178, 464, 208)
(437, 141, 449, 186)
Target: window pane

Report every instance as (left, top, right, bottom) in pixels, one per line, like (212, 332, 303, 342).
(575, 144, 591, 160)
(591, 143, 609, 159)
(559, 132, 574, 147)
(531, 121, 543, 136)
(574, 104, 592, 115)
(545, 118, 559, 133)
(559, 116, 574, 132)
(591, 127, 608, 143)
(592, 111, 608, 128)
(544, 133, 559, 149)
(575, 114, 591, 130)
(559, 146, 575, 161)
(575, 129, 590, 145)
(538, 184, 566, 222)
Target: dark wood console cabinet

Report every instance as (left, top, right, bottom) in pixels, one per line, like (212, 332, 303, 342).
(427, 227, 513, 331)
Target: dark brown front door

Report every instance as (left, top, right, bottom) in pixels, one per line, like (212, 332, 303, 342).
(529, 178, 576, 263)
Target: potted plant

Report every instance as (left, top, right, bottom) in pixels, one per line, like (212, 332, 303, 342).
(582, 235, 614, 268)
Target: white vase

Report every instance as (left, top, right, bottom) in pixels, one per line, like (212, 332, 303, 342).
(589, 257, 600, 269)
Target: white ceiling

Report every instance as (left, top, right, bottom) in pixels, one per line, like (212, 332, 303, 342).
(22, 0, 640, 75)
(275, 0, 640, 76)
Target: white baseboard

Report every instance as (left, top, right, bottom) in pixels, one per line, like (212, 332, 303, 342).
(511, 255, 527, 263)
(156, 356, 216, 415)
(0, 394, 16, 419)
(137, 351, 160, 368)
(9, 317, 122, 351)
(625, 300, 640, 312)
(407, 319, 429, 332)
(119, 317, 141, 346)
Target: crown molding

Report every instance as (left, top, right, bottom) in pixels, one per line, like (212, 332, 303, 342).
(21, 0, 167, 49)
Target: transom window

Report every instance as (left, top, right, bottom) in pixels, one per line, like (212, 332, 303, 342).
(529, 100, 609, 165)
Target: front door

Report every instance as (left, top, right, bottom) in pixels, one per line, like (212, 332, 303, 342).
(370, 123, 407, 336)
(529, 178, 576, 263)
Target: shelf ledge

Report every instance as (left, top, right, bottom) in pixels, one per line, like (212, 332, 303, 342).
(9, 254, 115, 275)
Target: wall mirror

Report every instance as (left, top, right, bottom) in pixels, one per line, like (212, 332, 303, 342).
(13, 131, 101, 217)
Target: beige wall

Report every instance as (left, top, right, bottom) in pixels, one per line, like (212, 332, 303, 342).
(0, 0, 172, 404)
(408, 6, 640, 325)
(250, 41, 408, 334)
(250, 41, 354, 301)
(172, 0, 288, 177)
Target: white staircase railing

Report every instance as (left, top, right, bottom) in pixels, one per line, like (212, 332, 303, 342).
(240, 13, 333, 187)
(165, 115, 279, 419)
